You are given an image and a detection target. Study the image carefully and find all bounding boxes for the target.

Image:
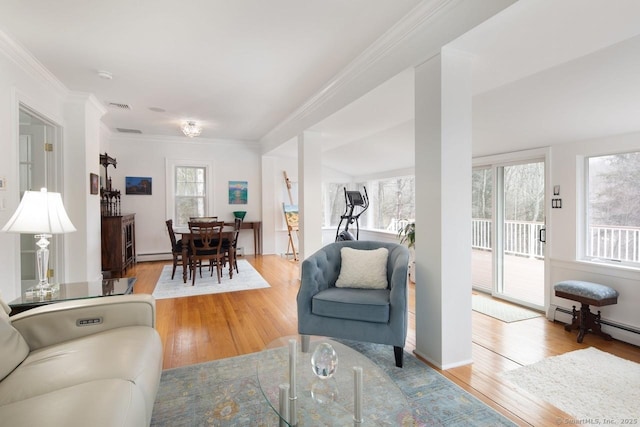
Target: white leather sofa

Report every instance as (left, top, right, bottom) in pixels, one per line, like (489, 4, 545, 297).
(0, 293, 163, 427)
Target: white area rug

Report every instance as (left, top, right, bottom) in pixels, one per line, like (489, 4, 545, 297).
(502, 347, 640, 421)
(472, 293, 541, 322)
(152, 260, 270, 300)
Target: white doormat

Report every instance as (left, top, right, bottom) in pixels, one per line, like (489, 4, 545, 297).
(152, 259, 270, 300)
(472, 293, 541, 322)
(501, 347, 640, 421)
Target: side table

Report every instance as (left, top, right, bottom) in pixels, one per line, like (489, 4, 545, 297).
(8, 277, 135, 316)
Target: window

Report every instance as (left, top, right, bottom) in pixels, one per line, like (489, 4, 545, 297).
(322, 182, 349, 227)
(174, 166, 207, 227)
(360, 176, 415, 232)
(322, 176, 415, 232)
(586, 152, 640, 265)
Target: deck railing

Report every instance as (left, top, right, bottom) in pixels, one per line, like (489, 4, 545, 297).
(472, 219, 640, 263)
(589, 225, 640, 262)
(472, 219, 545, 259)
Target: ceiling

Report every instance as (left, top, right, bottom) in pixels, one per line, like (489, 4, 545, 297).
(270, 0, 640, 175)
(2, 1, 640, 177)
(0, 0, 421, 140)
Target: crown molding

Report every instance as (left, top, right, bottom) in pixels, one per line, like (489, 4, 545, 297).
(0, 28, 68, 97)
(109, 132, 261, 150)
(260, 0, 455, 148)
(66, 92, 108, 117)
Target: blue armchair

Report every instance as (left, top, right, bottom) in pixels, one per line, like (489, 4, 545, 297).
(297, 240, 410, 367)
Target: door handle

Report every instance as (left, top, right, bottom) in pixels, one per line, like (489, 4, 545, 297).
(539, 227, 546, 243)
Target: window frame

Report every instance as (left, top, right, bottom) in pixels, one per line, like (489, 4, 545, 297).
(165, 158, 214, 227)
(583, 150, 640, 268)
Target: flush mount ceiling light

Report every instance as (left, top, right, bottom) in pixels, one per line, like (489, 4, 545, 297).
(97, 70, 113, 80)
(181, 121, 202, 138)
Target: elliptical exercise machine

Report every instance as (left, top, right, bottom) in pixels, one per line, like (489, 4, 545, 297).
(335, 187, 369, 241)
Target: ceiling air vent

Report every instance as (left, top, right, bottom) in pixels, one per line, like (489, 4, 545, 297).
(108, 102, 132, 110)
(116, 128, 142, 134)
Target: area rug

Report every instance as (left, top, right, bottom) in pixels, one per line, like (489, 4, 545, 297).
(151, 260, 270, 300)
(472, 293, 541, 323)
(501, 347, 640, 421)
(151, 339, 516, 426)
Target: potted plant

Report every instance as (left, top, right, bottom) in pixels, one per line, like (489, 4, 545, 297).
(397, 222, 415, 282)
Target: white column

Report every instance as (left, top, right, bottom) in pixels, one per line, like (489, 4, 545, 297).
(260, 155, 277, 255)
(297, 131, 323, 261)
(63, 93, 106, 283)
(414, 49, 473, 369)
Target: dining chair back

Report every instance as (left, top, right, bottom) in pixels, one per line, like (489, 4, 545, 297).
(188, 220, 224, 285)
(189, 216, 218, 222)
(225, 217, 243, 274)
(165, 219, 187, 280)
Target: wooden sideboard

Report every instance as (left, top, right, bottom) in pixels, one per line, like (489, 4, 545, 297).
(101, 214, 136, 277)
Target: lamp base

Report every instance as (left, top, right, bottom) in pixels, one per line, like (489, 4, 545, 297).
(34, 234, 52, 295)
(25, 282, 59, 301)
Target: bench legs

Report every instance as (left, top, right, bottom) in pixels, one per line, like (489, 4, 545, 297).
(565, 303, 613, 343)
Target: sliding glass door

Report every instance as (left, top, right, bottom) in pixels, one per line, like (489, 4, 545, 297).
(472, 159, 546, 309)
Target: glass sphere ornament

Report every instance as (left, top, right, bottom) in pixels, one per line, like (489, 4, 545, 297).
(311, 342, 338, 379)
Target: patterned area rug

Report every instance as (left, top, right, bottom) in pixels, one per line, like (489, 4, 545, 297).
(151, 260, 269, 300)
(502, 347, 640, 422)
(151, 339, 516, 426)
(472, 293, 541, 323)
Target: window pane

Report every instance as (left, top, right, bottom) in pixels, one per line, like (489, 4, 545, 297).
(360, 177, 414, 231)
(175, 166, 206, 226)
(472, 167, 493, 292)
(323, 183, 349, 227)
(587, 152, 640, 263)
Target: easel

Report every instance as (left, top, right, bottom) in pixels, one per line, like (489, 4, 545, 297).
(283, 171, 299, 261)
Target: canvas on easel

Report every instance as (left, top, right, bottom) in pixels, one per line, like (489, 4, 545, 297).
(283, 203, 299, 260)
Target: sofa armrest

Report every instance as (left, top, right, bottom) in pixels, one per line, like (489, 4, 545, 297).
(10, 294, 156, 351)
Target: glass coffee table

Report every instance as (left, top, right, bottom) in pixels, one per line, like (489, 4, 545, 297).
(257, 336, 412, 426)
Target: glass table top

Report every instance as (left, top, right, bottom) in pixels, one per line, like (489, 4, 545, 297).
(9, 277, 136, 308)
(256, 336, 411, 426)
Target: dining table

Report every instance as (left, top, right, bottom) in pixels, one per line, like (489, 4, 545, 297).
(174, 224, 236, 284)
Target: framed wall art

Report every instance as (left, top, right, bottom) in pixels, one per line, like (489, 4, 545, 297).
(228, 180, 248, 204)
(125, 176, 152, 195)
(90, 173, 99, 194)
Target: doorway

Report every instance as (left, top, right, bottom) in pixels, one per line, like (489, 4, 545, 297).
(18, 107, 61, 287)
(472, 159, 546, 309)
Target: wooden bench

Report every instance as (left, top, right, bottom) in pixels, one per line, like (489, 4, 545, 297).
(554, 280, 619, 343)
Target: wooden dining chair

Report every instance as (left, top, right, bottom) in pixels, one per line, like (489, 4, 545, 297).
(225, 217, 243, 275)
(166, 219, 189, 280)
(188, 220, 224, 285)
(189, 216, 218, 222)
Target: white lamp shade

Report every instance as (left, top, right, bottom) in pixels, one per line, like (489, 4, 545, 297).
(1, 188, 76, 234)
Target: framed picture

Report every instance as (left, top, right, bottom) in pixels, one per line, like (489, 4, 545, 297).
(125, 176, 152, 195)
(0, 177, 6, 191)
(90, 173, 99, 194)
(228, 180, 248, 204)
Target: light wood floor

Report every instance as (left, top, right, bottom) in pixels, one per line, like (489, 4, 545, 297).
(131, 255, 640, 427)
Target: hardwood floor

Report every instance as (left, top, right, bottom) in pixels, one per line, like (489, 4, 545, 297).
(131, 255, 640, 426)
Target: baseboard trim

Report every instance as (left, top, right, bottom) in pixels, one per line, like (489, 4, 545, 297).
(551, 306, 640, 347)
(137, 252, 172, 262)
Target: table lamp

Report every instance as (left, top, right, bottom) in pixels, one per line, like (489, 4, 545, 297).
(2, 188, 76, 294)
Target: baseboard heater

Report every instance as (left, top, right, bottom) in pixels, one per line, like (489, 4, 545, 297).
(551, 305, 640, 335)
(137, 252, 172, 262)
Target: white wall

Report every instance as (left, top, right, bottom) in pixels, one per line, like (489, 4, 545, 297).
(0, 33, 102, 300)
(0, 32, 67, 300)
(107, 136, 262, 258)
(547, 131, 640, 346)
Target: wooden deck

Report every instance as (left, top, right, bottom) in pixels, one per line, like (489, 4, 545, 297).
(472, 248, 544, 307)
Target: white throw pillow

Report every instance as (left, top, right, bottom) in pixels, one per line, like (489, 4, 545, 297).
(335, 247, 389, 289)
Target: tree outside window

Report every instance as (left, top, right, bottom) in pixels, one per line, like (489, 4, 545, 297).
(587, 152, 640, 264)
(175, 166, 206, 227)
